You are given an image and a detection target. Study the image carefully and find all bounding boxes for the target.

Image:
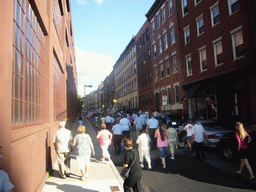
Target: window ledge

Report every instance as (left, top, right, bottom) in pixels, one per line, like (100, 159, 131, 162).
(214, 63, 224, 68)
(211, 22, 220, 28)
(233, 55, 245, 61)
(197, 32, 204, 37)
(187, 74, 193, 77)
(200, 69, 207, 73)
(229, 10, 239, 17)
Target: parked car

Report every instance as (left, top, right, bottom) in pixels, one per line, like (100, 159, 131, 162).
(195, 120, 235, 148)
(154, 112, 183, 128)
(220, 124, 256, 160)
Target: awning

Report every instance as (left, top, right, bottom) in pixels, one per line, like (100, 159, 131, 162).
(182, 83, 201, 100)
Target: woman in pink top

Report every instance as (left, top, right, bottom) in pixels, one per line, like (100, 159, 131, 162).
(155, 123, 169, 168)
(96, 124, 112, 164)
(235, 122, 254, 180)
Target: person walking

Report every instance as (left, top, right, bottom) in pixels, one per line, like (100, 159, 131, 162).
(120, 114, 131, 138)
(235, 122, 255, 180)
(183, 121, 194, 152)
(136, 129, 152, 169)
(166, 123, 178, 160)
(105, 114, 113, 132)
(71, 126, 95, 181)
(192, 121, 205, 160)
(96, 124, 112, 163)
(123, 138, 142, 192)
(53, 121, 73, 179)
(134, 114, 143, 137)
(146, 115, 159, 150)
(154, 123, 169, 169)
(112, 121, 123, 155)
(78, 113, 83, 126)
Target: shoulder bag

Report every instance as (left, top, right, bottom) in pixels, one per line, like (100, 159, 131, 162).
(245, 134, 253, 145)
(120, 152, 137, 179)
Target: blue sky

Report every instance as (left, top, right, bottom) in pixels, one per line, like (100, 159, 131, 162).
(70, 0, 155, 96)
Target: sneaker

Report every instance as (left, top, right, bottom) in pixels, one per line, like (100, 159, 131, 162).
(60, 175, 66, 179)
(148, 166, 152, 170)
(140, 164, 144, 168)
(171, 157, 175, 160)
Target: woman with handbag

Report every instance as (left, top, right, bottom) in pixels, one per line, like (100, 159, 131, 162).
(235, 122, 254, 180)
(122, 138, 142, 192)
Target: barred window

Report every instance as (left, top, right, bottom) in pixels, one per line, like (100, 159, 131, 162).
(12, 0, 45, 127)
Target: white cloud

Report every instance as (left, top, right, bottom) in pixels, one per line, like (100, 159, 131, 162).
(77, 0, 87, 5)
(75, 46, 116, 97)
(94, 0, 104, 5)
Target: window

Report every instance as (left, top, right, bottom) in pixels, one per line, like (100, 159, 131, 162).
(195, 0, 201, 5)
(155, 67, 158, 82)
(186, 54, 192, 76)
(166, 60, 170, 76)
(148, 49, 151, 60)
(164, 33, 168, 50)
(159, 39, 162, 54)
(169, 1, 173, 15)
(231, 26, 244, 60)
(184, 26, 190, 44)
(53, 0, 63, 45)
(162, 8, 166, 23)
(12, 0, 45, 127)
(146, 28, 150, 40)
(153, 44, 157, 57)
(152, 21, 155, 34)
(157, 14, 161, 28)
(172, 54, 178, 73)
(160, 64, 164, 79)
(182, 0, 188, 16)
(199, 47, 207, 71)
(167, 88, 171, 104)
(228, 0, 239, 15)
(210, 3, 220, 26)
(174, 85, 179, 103)
(170, 27, 175, 44)
(213, 38, 223, 66)
(196, 15, 204, 36)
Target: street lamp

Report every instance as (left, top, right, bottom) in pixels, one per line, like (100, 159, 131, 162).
(84, 85, 93, 97)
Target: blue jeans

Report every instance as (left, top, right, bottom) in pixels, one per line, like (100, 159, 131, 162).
(158, 146, 168, 159)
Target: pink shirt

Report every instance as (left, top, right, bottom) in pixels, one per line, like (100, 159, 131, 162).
(97, 130, 112, 146)
(156, 130, 168, 147)
(235, 132, 249, 149)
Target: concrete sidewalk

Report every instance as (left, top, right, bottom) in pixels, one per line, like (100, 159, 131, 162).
(42, 118, 124, 192)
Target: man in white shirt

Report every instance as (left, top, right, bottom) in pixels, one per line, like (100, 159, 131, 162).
(119, 114, 131, 138)
(112, 121, 123, 155)
(105, 114, 113, 131)
(146, 115, 159, 150)
(53, 121, 73, 179)
(192, 122, 205, 160)
(134, 114, 143, 137)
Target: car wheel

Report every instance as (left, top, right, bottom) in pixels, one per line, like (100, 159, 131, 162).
(223, 146, 234, 159)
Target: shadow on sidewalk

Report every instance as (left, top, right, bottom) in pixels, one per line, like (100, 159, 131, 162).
(44, 181, 98, 192)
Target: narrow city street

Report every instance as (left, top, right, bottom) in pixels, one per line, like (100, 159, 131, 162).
(87, 117, 256, 192)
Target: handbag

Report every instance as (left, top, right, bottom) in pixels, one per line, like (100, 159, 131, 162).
(120, 153, 136, 178)
(245, 134, 253, 145)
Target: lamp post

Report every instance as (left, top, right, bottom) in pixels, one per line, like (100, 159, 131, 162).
(84, 85, 93, 97)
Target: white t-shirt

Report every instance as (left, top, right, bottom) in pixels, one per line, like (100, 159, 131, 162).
(53, 128, 73, 153)
(112, 124, 123, 135)
(193, 123, 205, 143)
(136, 133, 151, 151)
(184, 124, 194, 137)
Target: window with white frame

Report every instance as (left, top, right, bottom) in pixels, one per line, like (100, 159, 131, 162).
(152, 21, 155, 34)
(159, 39, 162, 54)
(231, 26, 244, 60)
(166, 59, 170, 76)
(199, 46, 207, 71)
(186, 54, 192, 76)
(170, 26, 175, 44)
(182, 0, 188, 16)
(164, 33, 168, 50)
(153, 44, 157, 57)
(172, 54, 178, 73)
(194, 0, 201, 5)
(157, 14, 161, 28)
(196, 15, 204, 36)
(184, 26, 190, 44)
(169, 0, 173, 15)
(213, 38, 223, 66)
(228, 0, 239, 15)
(210, 3, 220, 26)
(160, 64, 164, 79)
(155, 67, 158, 82)
(162, 8, 166, 23)
(167, 87, 171, 104)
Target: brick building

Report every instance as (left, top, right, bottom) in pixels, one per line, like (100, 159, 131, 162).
(146, 0, 184, 114)
(177, 0, 256, 125)
(0, 0, 78, 191)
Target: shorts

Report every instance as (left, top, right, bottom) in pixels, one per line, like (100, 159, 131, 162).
(187, 136, 192, 141)
(76, 155, 91, 169)
(158, 146, 168, 159)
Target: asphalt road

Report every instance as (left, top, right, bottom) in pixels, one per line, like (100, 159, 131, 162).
(87, 118, 256, 192)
